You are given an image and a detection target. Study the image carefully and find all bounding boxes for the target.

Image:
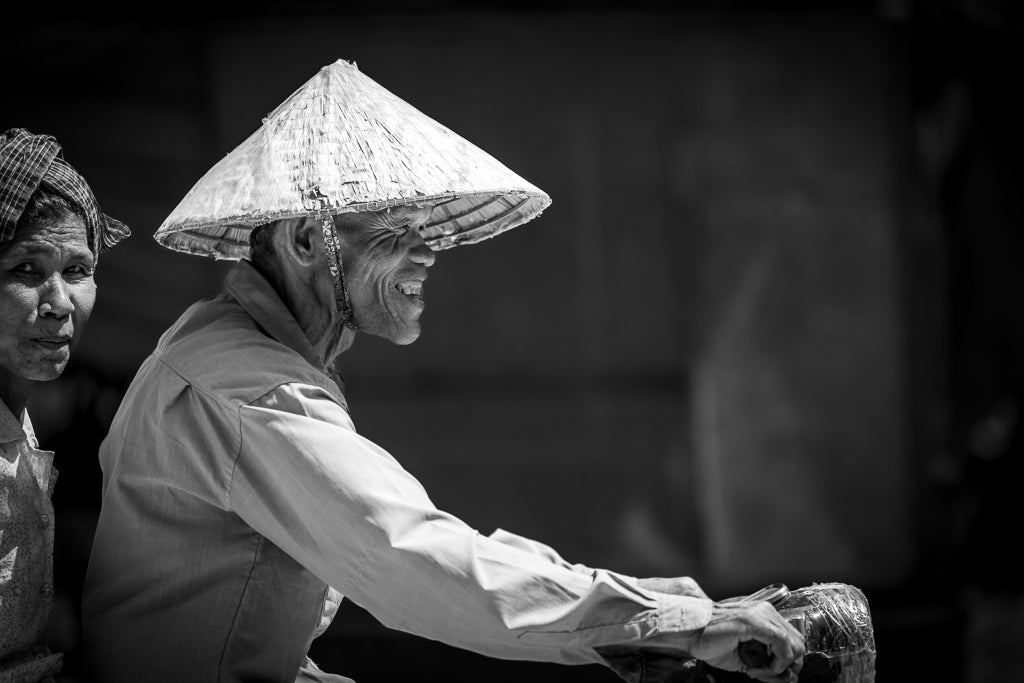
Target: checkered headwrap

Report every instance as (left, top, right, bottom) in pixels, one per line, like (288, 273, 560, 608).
(0, 128, 129, 260)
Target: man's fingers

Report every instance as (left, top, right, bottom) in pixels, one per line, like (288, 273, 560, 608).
(766, 630, 804, 675)
(696, 599, 806, 676)
(747, 608, 805, 677)
(762, 635, 802, 670)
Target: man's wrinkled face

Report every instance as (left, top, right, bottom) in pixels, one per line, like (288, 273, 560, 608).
(0, 215, 96, 382)
(336, 205, 436, 345)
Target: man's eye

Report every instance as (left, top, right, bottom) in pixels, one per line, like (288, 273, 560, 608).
(11, 263, 37, 276)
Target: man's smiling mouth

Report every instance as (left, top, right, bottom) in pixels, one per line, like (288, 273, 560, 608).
(395, 281, 423, 302)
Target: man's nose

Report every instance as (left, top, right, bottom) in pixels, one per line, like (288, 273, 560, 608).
(407, 230, 436, 268)
(39, 273, 74, 318)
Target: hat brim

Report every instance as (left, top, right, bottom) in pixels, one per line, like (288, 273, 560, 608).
(155, 190, 549, 260)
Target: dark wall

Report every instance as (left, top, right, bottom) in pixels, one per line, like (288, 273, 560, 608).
(4, 3, 1023, 682)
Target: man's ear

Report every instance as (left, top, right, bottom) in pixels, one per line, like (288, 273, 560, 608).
(280, 217, 319, 267)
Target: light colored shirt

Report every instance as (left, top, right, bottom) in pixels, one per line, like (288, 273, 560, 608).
(83, 260, 712, 683)
(0, 400, 62, 682)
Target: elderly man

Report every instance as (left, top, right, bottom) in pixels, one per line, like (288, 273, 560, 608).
(0, 128, 128, 682)
(83, 61, 804, 683)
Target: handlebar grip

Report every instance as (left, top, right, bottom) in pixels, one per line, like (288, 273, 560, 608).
(738, 640, 771, 669)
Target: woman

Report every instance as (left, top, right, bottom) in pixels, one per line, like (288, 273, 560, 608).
(0, 128, 128, 682)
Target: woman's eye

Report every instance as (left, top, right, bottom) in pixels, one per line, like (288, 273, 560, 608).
(64, 265, 93, 280)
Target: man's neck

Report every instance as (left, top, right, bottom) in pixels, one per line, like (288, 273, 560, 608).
(253, 258, 356, 367)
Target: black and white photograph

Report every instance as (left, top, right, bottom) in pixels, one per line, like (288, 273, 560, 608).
(2, 2, 1022, 682)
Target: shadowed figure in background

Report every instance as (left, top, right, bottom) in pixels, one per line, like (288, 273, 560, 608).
(0, 129, 128, 683)
(81, 61, 803, 683)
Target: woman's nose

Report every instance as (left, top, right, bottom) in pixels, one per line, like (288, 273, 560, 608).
(39, 273, 74, 318)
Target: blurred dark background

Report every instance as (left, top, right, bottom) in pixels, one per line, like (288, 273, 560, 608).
(4, 1, 1023, 681)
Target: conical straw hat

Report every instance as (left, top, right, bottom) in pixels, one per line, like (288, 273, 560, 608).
(155, 59, 551, 259)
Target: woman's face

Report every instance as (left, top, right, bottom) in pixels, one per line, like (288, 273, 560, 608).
(0, 213, 96, 383)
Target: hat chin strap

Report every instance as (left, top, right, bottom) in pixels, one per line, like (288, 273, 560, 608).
(319, 216, 359, 331)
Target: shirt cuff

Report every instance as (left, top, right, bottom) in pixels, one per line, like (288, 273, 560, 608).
(655, 593, 713, 635)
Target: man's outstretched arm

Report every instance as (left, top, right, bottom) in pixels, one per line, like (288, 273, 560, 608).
(231, 382, 802, 681)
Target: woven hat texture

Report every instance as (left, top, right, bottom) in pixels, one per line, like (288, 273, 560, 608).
(155, 60, 550, 259)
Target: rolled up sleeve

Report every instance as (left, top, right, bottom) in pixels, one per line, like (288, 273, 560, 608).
(229, 382, 711, 670)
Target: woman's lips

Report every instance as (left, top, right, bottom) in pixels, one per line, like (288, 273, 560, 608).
(33, 337, 71, 350)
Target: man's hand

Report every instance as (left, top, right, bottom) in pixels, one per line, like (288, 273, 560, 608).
(689, 600, 805, 683)
(636, 576, 710, 600)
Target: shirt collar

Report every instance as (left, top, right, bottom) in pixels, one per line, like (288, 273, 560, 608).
(0, 396, 29, 445)
(224, 260, 345, 391)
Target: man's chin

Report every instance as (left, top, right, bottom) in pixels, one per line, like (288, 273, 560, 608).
(358, 310, 422, 345)
(372, 323, 421, 346)
(390, 327, 421, 345)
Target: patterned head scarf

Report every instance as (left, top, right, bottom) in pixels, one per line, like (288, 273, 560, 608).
(0, 128, 130, 261)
